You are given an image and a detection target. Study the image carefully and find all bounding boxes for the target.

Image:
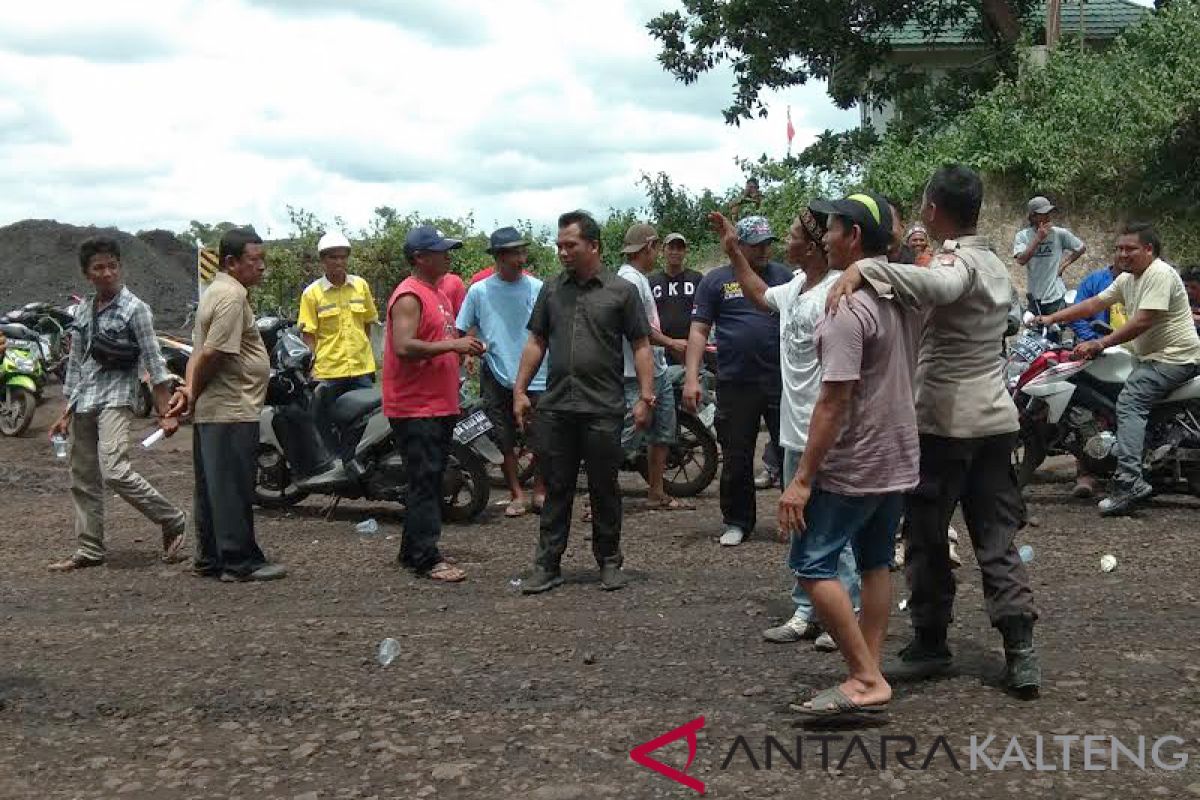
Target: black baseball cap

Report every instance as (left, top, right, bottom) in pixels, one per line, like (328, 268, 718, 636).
(808, 193, 892, 244)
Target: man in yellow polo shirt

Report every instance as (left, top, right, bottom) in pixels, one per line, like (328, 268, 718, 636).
(298, 231, 379, 477)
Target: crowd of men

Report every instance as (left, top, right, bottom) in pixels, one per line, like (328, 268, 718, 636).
(44, 161, 1200, 721)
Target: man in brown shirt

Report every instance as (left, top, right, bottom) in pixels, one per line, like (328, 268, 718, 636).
(827, 165, 1039, 696)
(170, 227, 285, 582)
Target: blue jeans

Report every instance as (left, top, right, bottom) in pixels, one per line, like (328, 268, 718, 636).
(783, 448, 861, 620)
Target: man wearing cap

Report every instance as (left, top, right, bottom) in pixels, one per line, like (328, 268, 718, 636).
(383, 226, 485, 583)
(683, 216, 791, 546)
(513, 210, 653, 594)
(618, 223, 689, 509)
(759, 191, 920, 720)
(297, 231, 379, 482)
(1014, 196, 1087, 317)
(456, 227, 548, 517)
(827, 165, 1041, 696)
(648, 233, 702, 367)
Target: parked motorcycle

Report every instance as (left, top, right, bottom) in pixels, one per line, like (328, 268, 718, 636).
(133, 333, 192, 418)
(1013, 330, 1200, 494)
(252, 318, 499, 523)
(0, 301, 77, 383)
(0, 326, 45, 436)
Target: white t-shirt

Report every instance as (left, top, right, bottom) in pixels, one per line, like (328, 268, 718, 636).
(1012, 225, 1084, 305)
(617, 264, 667, 378)
(764, 269, 842, 452)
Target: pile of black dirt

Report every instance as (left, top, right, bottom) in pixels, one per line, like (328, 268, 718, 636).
(0, 220, 198, 329)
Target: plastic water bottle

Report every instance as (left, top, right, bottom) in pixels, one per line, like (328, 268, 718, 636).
(50, 434, 69, 458)
(355, 518, 379, 535)
(1018, 544, 1034, 563)
(377, 638, 400, 666)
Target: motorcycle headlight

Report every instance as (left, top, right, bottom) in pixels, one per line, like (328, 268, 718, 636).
(11, 355, 35, 372)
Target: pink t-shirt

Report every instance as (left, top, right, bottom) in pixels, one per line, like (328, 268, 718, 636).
(813, 285, 920, 495)
(382, 277, 460, 419)
(438, 273, 467, 316)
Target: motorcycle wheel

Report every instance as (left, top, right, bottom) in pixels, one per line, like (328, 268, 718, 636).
(639, 413, 719, 498)
(442, 443, 490, 523)
(253, 443, 309, 508)
(132, 383, 153, 418)
(0, 386, 36, 437)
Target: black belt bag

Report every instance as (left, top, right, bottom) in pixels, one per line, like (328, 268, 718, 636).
(88, 302, 141, 370)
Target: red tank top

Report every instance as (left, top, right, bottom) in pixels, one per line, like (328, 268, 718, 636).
(382, 276, 460, 419)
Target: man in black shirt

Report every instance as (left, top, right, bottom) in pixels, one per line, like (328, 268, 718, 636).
(514, 210, 654, 594)
(648, 232, 701, 366)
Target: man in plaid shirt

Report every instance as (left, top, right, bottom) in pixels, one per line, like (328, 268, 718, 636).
(48, 236, 187, 571)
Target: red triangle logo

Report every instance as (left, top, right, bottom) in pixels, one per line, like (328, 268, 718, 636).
(629, 716, 706, 794)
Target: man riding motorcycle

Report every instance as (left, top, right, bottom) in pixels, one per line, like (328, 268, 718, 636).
(1035, 222, 1200, 516)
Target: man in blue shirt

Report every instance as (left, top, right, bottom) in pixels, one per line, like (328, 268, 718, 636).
(683, 216, 791, 546)
(457, 227, 548, 516)
(1069, 265, 1125, 342)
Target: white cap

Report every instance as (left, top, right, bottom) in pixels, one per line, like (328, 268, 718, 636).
(317, 230, 351, 254)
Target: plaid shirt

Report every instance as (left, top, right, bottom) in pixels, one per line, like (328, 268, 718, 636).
(64, 287, 170, 415)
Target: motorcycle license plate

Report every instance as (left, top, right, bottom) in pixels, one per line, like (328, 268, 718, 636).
(453, 410, 493, 443)
(698, 404, 716, 428)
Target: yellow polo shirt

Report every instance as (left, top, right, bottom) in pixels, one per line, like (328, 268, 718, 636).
(297, 274, 379, 380)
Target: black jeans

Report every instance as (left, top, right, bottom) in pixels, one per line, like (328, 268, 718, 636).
(903, 432, 1037, 631)
(1025, 295, 1066, 317)
(533, 410, 623, 572)
(193, 422, 267, 577)
(315, 374, 374, 461)
(715, 379, 781, 534)
(390, 417, 454, 572)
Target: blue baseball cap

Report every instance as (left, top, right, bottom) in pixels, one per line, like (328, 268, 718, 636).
(735, 215, 775, 245)
(404, 225, 463, 255)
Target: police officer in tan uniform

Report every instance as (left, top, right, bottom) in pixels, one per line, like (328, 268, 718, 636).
(826, 164, 1039, 697)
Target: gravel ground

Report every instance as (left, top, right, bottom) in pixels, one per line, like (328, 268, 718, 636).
(3, 389, 1200, 799)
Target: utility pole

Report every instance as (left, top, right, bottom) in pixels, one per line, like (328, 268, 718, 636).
(1046, 0, 1062, 49)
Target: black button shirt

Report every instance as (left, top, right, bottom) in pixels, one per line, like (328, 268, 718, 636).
(528, 269, 650, 415)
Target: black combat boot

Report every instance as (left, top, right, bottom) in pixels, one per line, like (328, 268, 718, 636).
(998, 615, 1041, 697)
(884, 627, 954, 680)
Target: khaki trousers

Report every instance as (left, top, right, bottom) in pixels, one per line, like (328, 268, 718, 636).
(69, 407, 184, 561)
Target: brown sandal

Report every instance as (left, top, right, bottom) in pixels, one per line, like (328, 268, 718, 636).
(48, 554, 104, 572)
(427, 562, 466, 583)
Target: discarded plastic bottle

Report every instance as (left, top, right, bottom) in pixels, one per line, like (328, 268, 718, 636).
(377, 638, 400, 666)
(1018, 544, 1034, 563)
(507, 577, 523, 594)
(355, 518, 379, 535)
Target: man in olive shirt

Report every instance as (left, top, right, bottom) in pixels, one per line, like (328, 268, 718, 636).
(827, 165, 1039, 695)
(513, 210, 654, 594)
(170, 228, 285, 582)
(1036, 223, 1200, 516)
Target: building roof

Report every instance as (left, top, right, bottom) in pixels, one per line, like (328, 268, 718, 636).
(886, 0, 1151, 49)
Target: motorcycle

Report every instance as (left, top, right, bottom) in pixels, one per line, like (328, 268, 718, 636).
(252, 318, 499, 523)
(133, 333, 193, 418)
(1013, 326, 1200, 494)
(0, 326, 45, 436)
(1, 301, 77, 383)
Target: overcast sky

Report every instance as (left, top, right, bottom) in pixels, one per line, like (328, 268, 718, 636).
(0, 0, 856, 238)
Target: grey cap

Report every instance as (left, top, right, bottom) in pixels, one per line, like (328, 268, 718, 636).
(663, 232, 688, 246)
(1027, 196, 1055, 215)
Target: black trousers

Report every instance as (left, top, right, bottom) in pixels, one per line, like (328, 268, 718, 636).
(390, 417, 455, 572)
(904, 432, 1037, 630)
(533, 410, 623, 572)
(715, 379, 781, 534)
(193, 422, 267, 577)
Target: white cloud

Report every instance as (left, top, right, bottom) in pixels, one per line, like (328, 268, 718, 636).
(0, 0, 857, 236)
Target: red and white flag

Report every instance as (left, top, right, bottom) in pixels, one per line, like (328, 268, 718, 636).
(786, 105, 795, 145)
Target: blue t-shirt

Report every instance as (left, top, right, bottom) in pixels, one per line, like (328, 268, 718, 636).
(1069, 267, 1116, 342)
(692, 261, 792, 382)
(456, 274, 548, 391)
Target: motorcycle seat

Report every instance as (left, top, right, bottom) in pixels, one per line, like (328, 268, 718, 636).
(331, 387, 382, 426)
(1166, 376, 1200, 403)
(0, 323, 38, 342)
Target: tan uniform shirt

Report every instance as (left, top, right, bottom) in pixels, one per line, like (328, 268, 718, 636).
(1097, 259, 1200, 365)
(192, 271, 269, 423)
(858, 236, 1020, 439)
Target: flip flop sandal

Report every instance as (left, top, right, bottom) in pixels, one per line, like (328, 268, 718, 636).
(652, 497, 694, 511)
(426, 562, 466, 583)
(790, 686, 889, 720)
(504, 501, 528, 518)
(162, 531, 186, 563)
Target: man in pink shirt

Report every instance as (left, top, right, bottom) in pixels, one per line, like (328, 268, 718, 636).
(383, 226, 484, 583)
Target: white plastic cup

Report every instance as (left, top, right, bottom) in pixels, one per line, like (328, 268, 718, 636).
(50, 434, 68, 458)
(377, 638, 400, 667)
(1100, 554, 1117, 573)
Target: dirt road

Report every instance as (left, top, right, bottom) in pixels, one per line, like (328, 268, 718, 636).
(2, 391, 1199, 799)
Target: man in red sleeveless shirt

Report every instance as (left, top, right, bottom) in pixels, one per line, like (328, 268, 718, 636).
(383, 226, 484, 583)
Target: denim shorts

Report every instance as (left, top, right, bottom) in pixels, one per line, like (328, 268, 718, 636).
(621, 372, 676, 448)
(789, 488, 904, 580)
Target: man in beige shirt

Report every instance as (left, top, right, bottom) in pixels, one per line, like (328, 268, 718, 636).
(1036, 222, 1200, 516)
(170, 227, 285, 582)
(827, 164, 1039, 696)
